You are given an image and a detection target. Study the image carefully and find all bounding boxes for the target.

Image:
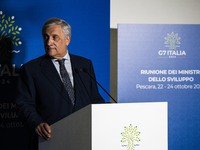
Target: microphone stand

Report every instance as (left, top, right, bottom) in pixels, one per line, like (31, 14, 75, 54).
(81, 68, 117, 103)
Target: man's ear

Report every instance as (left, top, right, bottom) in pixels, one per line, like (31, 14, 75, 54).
(66, 36, 70, 46)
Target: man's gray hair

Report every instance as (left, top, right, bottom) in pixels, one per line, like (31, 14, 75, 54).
(42, 18, 71, 38)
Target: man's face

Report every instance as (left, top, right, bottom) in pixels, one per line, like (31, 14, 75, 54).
(43, 25, 70, 59)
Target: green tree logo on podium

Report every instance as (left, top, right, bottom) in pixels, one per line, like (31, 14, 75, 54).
(121, 124, 140, 150)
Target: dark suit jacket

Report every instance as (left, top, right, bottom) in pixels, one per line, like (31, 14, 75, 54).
(17, 54, 104, 129)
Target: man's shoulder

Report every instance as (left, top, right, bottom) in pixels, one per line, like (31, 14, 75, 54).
(22, 55, 49, 67)
(70, 54, 91, 62)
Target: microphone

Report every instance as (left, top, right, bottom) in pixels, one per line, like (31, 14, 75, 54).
(77, 68, 117, 103)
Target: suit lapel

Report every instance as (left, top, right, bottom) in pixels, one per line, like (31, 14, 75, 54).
(40, 57, 70, 100)
(70, 55, 85, 102)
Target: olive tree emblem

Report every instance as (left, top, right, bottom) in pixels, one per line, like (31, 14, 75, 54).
(164, 32, 181, 50)
(121, 124, 140, 150)
(0, 10, 22, 53)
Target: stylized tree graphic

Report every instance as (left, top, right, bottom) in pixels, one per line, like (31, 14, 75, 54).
(121, 124, 140, 150)
(164, 32, 181, 50)
(0, 11, 22, 53)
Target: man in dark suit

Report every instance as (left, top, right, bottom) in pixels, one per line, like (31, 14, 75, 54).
(16, 18, 104, 149)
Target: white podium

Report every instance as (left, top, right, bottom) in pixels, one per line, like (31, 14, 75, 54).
(39, 102, 168, 150)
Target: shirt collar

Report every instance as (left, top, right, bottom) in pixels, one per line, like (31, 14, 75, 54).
(63, 52, 70, 60)
(51, 52, 70, 62)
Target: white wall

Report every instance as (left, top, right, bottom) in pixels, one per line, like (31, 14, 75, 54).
(111, 0, 200, 28)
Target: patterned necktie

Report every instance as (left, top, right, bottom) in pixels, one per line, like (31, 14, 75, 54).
(57, 59, 75, 105)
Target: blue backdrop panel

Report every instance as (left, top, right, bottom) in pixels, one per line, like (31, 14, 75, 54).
(0, 0, 109, 149)
(118, 24, 200, 150)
